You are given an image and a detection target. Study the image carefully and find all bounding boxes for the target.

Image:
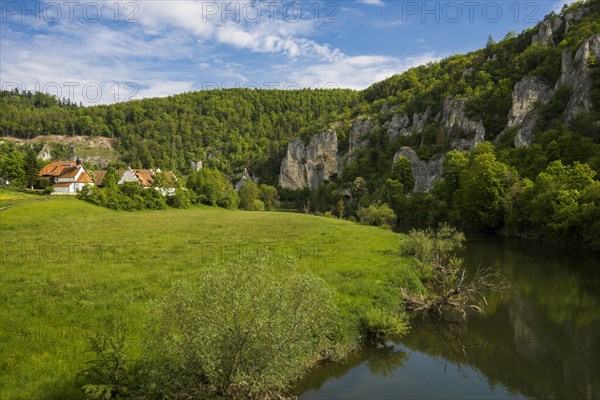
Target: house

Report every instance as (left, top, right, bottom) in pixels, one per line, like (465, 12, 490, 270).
(39, 159, 94, 194)
(94, 167, 177, 195)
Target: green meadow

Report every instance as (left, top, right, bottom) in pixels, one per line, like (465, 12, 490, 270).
(0, 197, 419, 399)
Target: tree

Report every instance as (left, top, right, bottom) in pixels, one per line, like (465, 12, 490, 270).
(0, 150, 26, 187)
(455, 143, 519, 229)
(239, 181, 264, 211)
(390, 157, 415, 194)
(401, 224, 510, 320)
(24, 149, 40, 189)
(144, 255, 338, 399)
(259, 184, 280, 211)
(102, 167, 119, 190)
(357, 203, 397, 228)
(187, 169, 239, 209)
(352, 177, 369, 200)
(166, 188, 191, 209)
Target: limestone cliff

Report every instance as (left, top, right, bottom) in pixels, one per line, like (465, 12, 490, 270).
(348, 118, 374, 153)
(532, 20, 555, 46)
(441, 96, 486, 150)
(505, 76, 553, 148)
(235, 168, 257, 191)
(558, 34, 600, 123)
(393, 147, 444, 192)
(385, 109, 429, 141)
(37, 143, 52, 161)
(279, 130, 338, 190)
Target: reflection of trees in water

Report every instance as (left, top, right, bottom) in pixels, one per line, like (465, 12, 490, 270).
(293, 345, 409, 395)
(402, 233, 600, 400)
(296, 234, 600, 399)
(366, 345, 408, 378)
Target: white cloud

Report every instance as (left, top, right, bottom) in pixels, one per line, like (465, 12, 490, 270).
(136, 81, 196, 99)
(357, 0, 385, 6)
(0, 0, 441, 103)
(288, 52, 441, 90)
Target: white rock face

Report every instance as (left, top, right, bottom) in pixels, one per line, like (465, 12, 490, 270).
(558, 34, 600, 123)
(235, 168, 256, 191)
(393, 147, 444, 192)
(514, 113, 540, 148)
(532, 20, 554, 46)
(349, 118, 374, 153)
(37, 143, 52, 161)
(385, 113, 410, 140)
(504, 76, 552, 148)
(508, 77, 552, 128)
(441, 96, 486, 150)
(190, 160, 203, 172)
(412, 110, 430, 134)
(564, 6, 588, 33)
(279, 130, 338, 190)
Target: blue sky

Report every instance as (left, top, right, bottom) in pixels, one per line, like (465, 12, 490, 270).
(0, 0, 577, 104)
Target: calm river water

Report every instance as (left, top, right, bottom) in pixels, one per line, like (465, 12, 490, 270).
(297, 231, 600, 399)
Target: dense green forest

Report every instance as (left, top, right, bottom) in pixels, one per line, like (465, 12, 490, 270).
(1, 0, 600, 248)
(0, 89, 358, 184)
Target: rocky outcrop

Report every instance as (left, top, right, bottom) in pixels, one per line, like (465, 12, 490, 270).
(190, 160, 203, 172)
(385, 113, 410, 140)
(503, 76, 553, 148)
(441, 96, 485, 150)
(558, 34, 600, 123)
(532, 20, 554, 46)
(37, 143, 52, 161)
(508, 77, 553, 128)
(412, 110, 429, 134)
(564, 5, 589, 33)
(393, 147, 444, 192)
(279, 130, 338, 190)
(349, 118, 374, 153)
(514, 111, 541, 148)
(461, 67, 474, 79)
(235, 168, 256, 191)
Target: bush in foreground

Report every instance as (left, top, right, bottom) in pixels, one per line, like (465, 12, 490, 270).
(357, 203, 397, 228)
(141, 255, 339, 399)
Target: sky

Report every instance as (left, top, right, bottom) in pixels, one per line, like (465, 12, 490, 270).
(0, 0, 579, 105)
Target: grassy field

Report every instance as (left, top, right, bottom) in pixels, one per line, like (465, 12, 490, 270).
(0, 198, 419, 399)
(0, 188, 51, 210)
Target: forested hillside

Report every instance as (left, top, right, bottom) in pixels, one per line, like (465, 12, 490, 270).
(0, 89, 358, 183)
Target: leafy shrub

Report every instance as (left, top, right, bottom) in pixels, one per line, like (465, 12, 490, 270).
(79, 323, 132, 400)
(166, 188, 191, 209)
(239, 181, 262, 210)
(401, 223, 465, 278)
(143, 255, 339, 399)
(259, 184, 280, 210)
(361, 308, 409, 346)
(357, 203, 397, 227)
(187, 168, 239, 209)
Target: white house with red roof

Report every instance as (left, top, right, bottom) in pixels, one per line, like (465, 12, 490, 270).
(39, 158, 94, 194)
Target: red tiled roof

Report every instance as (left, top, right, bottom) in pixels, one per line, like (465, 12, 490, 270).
(94, 170, 108, 186)
(40, 161, 91, 182)
(76, 171, 93, 183)
(53, 182, 74, 187)
(39, 161, 77, 177)
(134, 170, 154, 187)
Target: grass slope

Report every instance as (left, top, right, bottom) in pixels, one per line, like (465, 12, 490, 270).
(0, 198, 418, 399)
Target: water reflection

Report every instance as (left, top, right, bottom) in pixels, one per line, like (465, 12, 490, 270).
(298, 232, 600, 399)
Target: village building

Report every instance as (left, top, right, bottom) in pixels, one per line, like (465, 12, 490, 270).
(94, 167, 177, 195)
(39, 158, 94, 194)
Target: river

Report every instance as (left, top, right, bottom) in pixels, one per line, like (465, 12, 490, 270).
(296, 231, 600, 399)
